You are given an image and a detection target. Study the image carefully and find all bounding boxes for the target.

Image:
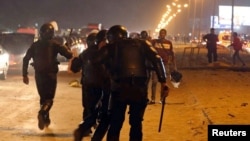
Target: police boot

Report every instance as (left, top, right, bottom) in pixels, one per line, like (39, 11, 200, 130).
(38, 100, 53, 130)
(73, 122, 93, 141)
(44, 113, 51, 127)
(91, 120, 110, 141)
(129, 139, 141, 141)
(73, 128, 83, 141)
(107, 136, 119, 141)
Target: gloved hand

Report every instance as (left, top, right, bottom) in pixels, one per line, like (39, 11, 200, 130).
(161, 83, 169, 98)
(23, 76, 29, 85)
(70, 57, 81, 73)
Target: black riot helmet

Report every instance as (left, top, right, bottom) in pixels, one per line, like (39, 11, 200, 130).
(86, 32, 97, 47)
(107, 25, 128, 43)
(96, 29, 107, 45)
(39, 23, 55, 40)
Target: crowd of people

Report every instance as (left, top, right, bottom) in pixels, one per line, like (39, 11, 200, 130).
(22, 23, 170, 141)
(22, 22, 246, 141)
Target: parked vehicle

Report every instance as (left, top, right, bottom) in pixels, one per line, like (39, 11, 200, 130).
(0, 45, 9, 80)
(218, 30, 231, 48)
(0, 32, 35, 70)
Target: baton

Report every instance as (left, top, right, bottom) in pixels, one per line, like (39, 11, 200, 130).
(158, 96, 166, 132)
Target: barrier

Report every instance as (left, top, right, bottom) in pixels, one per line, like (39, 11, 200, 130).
(180, 45, 202, 67)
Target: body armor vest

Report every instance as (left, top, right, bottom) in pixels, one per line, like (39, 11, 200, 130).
(33, 40, 59, 73)
(112, 39, 148, 80)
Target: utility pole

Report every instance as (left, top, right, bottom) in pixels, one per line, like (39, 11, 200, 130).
(231, 0, 234, 35)
(212, 0, 216, 28)
(230, 0, 234, 56)
(198, 0, 204, 42)
(192, 0, 197, 40)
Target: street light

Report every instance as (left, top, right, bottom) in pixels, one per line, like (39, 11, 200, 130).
(154, 0, 188, 36)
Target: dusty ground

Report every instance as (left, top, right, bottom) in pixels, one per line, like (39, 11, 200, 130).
(0, 44, 250, 141)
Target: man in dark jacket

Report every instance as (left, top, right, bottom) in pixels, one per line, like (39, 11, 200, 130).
(22, 23, 73, 130)
(203, 28, 219, 63)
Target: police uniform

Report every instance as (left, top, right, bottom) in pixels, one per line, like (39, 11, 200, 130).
(22, 23, 73, 130)
(92, 25, 168, 141)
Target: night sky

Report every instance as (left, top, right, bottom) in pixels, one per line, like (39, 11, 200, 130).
(0, 0, 168, 32)
(0, 0, 249, 33)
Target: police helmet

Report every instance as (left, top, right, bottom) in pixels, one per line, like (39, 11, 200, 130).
(96, 29, 107, 45)
(107, 25, 128, 43)
(86, 32, 97, 47)
(40, 23, 54, 40)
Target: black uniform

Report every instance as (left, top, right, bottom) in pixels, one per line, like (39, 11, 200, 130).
(94, 37, 167, 141)
(22, 23, 73, 130)
(71, 31, 111, 141)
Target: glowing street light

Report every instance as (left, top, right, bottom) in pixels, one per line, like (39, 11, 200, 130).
(154, 0, 188, 35)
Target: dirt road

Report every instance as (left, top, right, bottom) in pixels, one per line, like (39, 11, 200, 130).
(1, 45, 250, 141)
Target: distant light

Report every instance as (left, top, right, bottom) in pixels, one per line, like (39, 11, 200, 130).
(154, 0, 188, 35)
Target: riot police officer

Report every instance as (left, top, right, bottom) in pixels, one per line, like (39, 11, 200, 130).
(22, 23, 73, 130)
(71, 30, 111, 141)
(92, 25, 169, 141)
